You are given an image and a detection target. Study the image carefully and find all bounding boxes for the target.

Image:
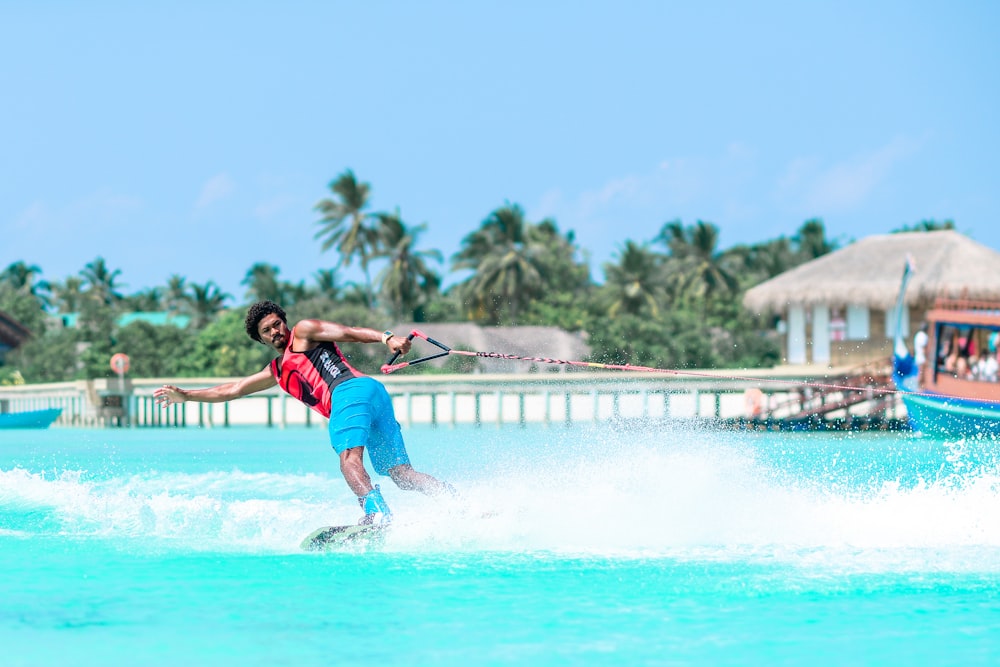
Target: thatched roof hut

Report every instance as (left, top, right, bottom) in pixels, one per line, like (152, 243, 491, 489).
(0, 309, 32, 357)
(743, 231, 1000, 313)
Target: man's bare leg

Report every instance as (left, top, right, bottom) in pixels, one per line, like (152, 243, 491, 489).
(388, 463, 455, 496)
(339, 447, 373, 496)
(341, 447, 394, 524)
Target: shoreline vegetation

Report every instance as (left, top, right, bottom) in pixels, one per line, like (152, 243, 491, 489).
(0, 169, 957, 386)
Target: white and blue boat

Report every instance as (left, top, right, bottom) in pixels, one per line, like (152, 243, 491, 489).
(892, 258, 1000, 437)
(0, 407, 62, 429)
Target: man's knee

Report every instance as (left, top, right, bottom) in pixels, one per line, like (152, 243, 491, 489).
(339, 447, 365, 469)
(388, 464, 418, 489)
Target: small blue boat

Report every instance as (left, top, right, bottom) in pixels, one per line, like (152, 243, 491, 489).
(0, 407, 62, 429)
(892, 259, 1000, 437)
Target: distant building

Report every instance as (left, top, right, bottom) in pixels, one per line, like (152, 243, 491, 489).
(56, 312, 192, 329)
(742, 231, 1000, 368)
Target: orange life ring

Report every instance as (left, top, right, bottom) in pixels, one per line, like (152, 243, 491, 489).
(110, 352, 130, 375)
(744, 388, 764, 416)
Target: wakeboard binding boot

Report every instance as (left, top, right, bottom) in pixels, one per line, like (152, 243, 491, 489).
(358, 485, 393, 526)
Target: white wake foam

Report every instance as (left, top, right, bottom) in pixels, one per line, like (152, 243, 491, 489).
(3, 426, 1000, 571)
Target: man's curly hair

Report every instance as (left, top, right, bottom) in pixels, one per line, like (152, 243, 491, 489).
(245, 301, 287, 342)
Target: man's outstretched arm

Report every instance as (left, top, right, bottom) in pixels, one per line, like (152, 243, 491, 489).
(154, 366, 277, 406)
(296, 319, 411, 355)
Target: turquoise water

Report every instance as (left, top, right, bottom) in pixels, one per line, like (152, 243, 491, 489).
(2, 422, 1000, 666)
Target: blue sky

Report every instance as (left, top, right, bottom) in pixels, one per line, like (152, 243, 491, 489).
(2, 1, 997, 303)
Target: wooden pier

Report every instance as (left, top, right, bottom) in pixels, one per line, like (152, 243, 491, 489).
(0, 367, 909, 430)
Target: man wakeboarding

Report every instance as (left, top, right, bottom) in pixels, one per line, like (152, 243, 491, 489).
(154, 300, 454, 526)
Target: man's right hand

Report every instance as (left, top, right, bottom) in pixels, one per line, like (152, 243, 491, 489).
(154, 385, 185, 407)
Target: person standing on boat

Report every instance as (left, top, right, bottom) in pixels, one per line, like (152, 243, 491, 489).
(913, 323, 928, 369)
(153, 300, 453, 525)
(978, 334, 999, 382)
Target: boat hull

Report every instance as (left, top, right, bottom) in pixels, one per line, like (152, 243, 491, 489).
(0, 407, 62, 429)
(900, 392, 1000, 438)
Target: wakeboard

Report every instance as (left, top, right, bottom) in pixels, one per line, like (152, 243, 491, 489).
(300, 523, 388, 551)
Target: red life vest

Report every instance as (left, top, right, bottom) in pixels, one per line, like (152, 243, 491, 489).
(269, 327, 363, 418)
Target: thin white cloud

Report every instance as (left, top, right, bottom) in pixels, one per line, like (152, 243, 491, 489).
(533, 144, 760, 243)
(10, 190, 141, 233)
(254, 194, 299, 220)
(534, 188, 565, 220)
(77, 190, 143, 215)
(577, 174, 642, 216)
(12, 201, 47, 230)
(778, 137, 922, 213)
(195, 173, 236, 210)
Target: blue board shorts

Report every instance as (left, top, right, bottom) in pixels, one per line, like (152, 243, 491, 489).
(328, 376, 411, 476)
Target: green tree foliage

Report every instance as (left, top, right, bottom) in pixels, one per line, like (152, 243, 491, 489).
(114, 321, 192, 377)
(314, 169, 382, 306)
(521, 291, 592, 332)
(374, 211, 443, 321)
(719, 219, 839, 290)
(122, 287, 164, 312)
(240, 263, 316, 308)
(179, 309, 273, 378)
(794, 218, 837, 260)
(528, 222, 590, 288)
(76, 297, 116, 378)
(49, 276, 86, 313)
(0, 261, 51, 309)
(188, 281, 231, 329)
(312, 269, 343, 301)
(728, 237, 796, 286)
(892, 219, 956, 233)
(452, 204, 561, 324)
(656, 220, 739, 306)
(420, 289, 464, 323)
(165, 274, 190, 314)
(81, 256, 125, 306)
(587, 295, 780, 371)
(241, 263, 286, 304)
(4, 327, 80, 383)
(600, 240, 667, 317)
(587, 312, 688, 368)
(0, 262, 50, 334)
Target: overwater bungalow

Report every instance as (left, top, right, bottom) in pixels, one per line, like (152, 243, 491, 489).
(743, 231, 1000, 369)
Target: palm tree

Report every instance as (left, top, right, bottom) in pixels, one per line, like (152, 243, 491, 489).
(165, 274, 191, 315)
(601, 240, 666, 316)
(242, 263, 284, 304)
(374, 211, 443, 320)
(794, 218, 837, 260)
(656, 220, 738, 303)
(283, 280, 311, 305)
(314, 169, 382, 305)
(80, 257, 124, 306)
(0, 261, 51, 309)
(188, 281, 231, 328)
(657, 219, 693, 259)
(50, 276, 86, 313)
(123, 287, 164, 312)
(737, 237, 797, 283)
(452, 203, 546, 324)
(313, 269, 342, 301)
(526, 221, 592, 295)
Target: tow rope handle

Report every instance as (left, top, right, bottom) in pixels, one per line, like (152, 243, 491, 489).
(381, 330, 452, 374)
